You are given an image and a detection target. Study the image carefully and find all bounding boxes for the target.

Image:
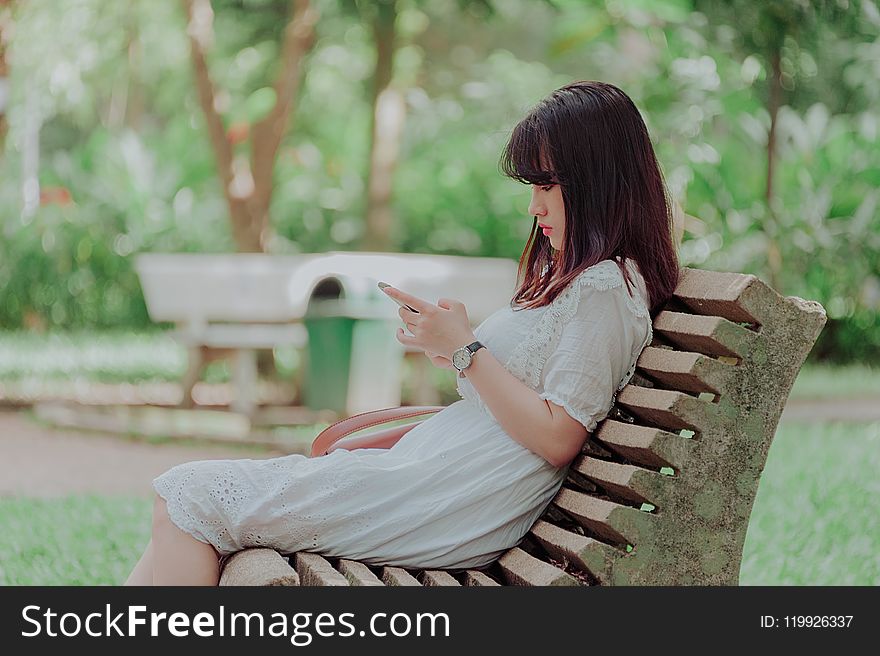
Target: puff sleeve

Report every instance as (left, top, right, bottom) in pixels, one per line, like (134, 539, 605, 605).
(538, 282, 649, 433)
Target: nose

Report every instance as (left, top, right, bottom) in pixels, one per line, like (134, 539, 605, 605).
(527, 187, 546, 218)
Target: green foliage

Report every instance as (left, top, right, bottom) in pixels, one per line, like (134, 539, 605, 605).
(0, 120, 233, 329)
(0, 200, 151, 330)
(0, 0, 877, 360)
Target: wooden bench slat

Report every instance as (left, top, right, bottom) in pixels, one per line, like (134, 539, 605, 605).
(381, 567, 423, 586)
(636, 346, 737, 396)
(419, 570, 462, 586)
(592, 420, 697, 471)
(463, 570, 501, 586)
(616, 386, 720, 433)
(653, 311, 758, 359)
(337, 559, 385, 586)
(294, 553, 350, 586)
(219, 548, 300, 586)
(497, 547, 580, 586)
(553, 488, 652, 546)
(569, 455, 672, 507)
(529, 520, 619, 585)
(673, 268, 783, 326)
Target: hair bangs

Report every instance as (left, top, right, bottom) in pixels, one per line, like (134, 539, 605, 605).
(500, 118, 558, 186)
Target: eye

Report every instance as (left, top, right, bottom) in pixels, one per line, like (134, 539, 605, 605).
(541, 185, 555, 192)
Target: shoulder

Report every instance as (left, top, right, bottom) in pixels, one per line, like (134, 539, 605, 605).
(572, 259, 626, 292)
(570, 258, 649, 319)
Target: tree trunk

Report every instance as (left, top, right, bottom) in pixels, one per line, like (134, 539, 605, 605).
(361, 0, 405, 253)
(0, 0, 12, 154)
(125, 4, 144, 132)
(182, 0, 317, 253)
(106, 8, 141, 131)
(764, 48, 783, 292)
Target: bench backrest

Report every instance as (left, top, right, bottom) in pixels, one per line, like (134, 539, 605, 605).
(496, 267, 827, 585)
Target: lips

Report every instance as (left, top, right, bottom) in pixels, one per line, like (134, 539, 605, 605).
(538, 223, 552, 230)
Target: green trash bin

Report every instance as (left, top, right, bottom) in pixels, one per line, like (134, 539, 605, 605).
(302, 278, 404, 416)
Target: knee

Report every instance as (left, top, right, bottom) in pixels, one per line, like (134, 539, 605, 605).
(152, 494, 173, 533)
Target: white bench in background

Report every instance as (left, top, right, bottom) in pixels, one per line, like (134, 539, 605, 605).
(135, 252, 519, 417)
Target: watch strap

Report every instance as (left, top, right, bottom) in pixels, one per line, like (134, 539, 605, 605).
(456, 341, 485, 377)
(466, 340, 485, 355)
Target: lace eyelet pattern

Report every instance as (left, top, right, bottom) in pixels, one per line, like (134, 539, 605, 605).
(456, 259, 652, 423)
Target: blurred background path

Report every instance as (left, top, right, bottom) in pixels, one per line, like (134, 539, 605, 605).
(0, 410, 283, 498)
(3, 394, 879, 497)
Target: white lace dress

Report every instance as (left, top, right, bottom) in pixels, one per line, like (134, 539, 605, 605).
(152, 257, 653, 571)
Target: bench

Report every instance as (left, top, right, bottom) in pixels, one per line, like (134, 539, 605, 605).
(217, 266, 827, 586)
(134, 252, 518, 417)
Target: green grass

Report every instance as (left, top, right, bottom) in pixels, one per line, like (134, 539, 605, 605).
(740, 420, 880, 585)
(789, 362, 880, 400)
(0, 495, 151, 586)
(0, 330, 306, 383)
(0, 331, 185, 382)
(1, 420, 877, 586)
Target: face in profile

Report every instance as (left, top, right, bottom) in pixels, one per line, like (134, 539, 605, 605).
(528, 182, 565, 251)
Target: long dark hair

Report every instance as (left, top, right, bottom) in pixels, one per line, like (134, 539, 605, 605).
(500, 81, 679, 317)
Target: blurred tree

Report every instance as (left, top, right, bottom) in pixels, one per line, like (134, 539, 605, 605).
(0, 0, 12, 154)
(107, 2, 145, 132)
(355, 0, 493, 252)
(358, 0, 402, 252)
(694, 0, 863, 291)
(182, 0, 319, 252)
(0, 0, 876, 362)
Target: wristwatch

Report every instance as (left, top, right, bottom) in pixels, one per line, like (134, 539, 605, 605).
(452, 340, 486, 378)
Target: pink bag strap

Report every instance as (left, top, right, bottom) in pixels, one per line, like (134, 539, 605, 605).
(310, 405, 445, 457)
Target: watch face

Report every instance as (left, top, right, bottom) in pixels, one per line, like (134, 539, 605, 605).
(452, 349, 470, 370)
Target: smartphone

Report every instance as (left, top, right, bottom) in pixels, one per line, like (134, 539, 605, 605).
(377, 281, 419, 313)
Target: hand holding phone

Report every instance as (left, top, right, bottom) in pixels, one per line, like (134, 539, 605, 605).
(377, 281, 419, 313)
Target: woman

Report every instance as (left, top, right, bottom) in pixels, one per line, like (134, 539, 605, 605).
(124, 80, 680, 586)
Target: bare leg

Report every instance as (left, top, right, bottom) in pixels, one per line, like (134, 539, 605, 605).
(151, 494, 221, 586)
(123, 538, 155, 586)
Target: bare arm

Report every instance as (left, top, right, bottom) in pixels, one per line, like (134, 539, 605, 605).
(385, 285, 588, 469)
(460, 348, 588, 469)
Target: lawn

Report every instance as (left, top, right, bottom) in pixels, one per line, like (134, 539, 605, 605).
(0, 496, 151, 586)
(788, 363, 880, 400)
(1, 419, 877, 586)
(739, 420, 880, 585)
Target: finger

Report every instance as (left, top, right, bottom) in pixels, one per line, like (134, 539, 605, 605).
(395, 327, 417, 347)
(437, 297, 461, 309)
(399, 306, 419, 321)
(383, 286, 432, 314)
